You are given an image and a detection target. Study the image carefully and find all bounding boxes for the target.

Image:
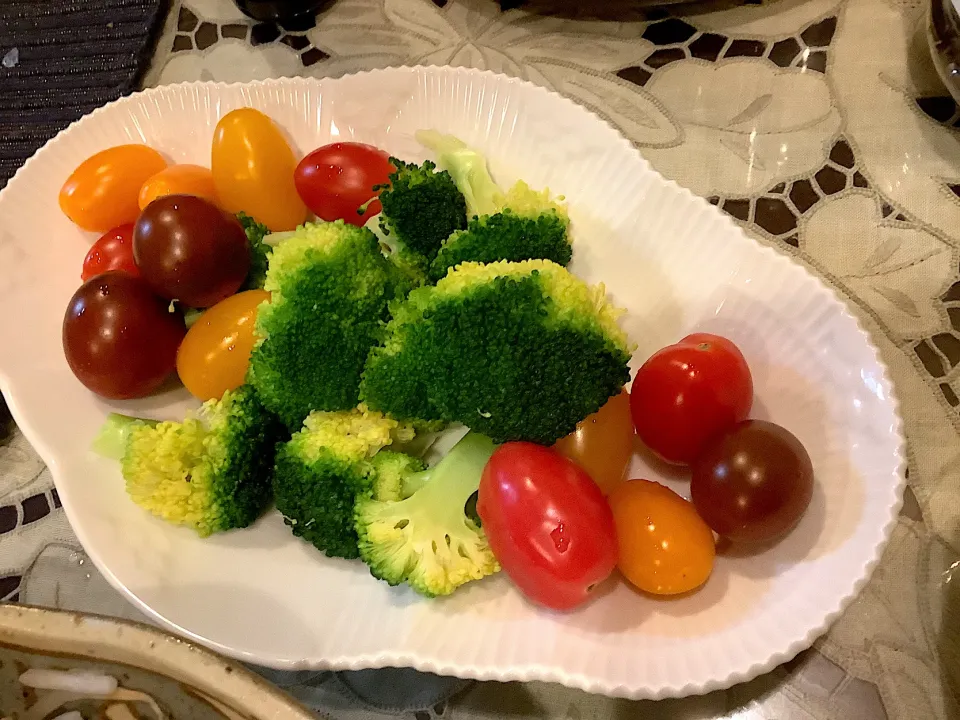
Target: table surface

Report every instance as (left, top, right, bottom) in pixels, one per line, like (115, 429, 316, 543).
(3, 0, 960, 718)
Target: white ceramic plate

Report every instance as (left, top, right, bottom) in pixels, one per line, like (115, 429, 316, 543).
(0, 67, 905, 700)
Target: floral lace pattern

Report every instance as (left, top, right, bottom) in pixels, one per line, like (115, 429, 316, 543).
(4, 0, 959, 718)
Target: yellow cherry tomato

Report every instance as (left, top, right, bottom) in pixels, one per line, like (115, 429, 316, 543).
(554, 388, 634, 495)
(59, 145, 167, 232)
(176, 289, 270, 401)
(609, 479, 716, 596)
(211, 108, 307, 232)
(139, 164, 218, 209)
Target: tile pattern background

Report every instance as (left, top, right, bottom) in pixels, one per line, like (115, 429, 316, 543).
(4, 0, 960, 718)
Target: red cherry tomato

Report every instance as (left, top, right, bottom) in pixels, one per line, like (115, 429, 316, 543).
(62, 272, 186, 399)
(478, 442, 618, 611)
(691, 420, 814, 544)
(554, 388, 634, 495)
(81, 224, 139, 282)
(59, 145, 167, 232)
(294, 142, 395, 226)
(630, 333, 753, 465)
(133, 194, 250, 308)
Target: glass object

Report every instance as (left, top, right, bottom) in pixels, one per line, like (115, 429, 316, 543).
(232, 0, 331, 25)
(929, 0, 960, 102)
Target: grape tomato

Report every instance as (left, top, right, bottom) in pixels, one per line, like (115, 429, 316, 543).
(59, 145, 167, 232)
(691, 420, 814, 544)
(294, 142, 395, 226)
(133, 194, 250, 309)
(177, 289, 270, 401)
(81, 224, 139, 282)
(478, 442, 618, 611)
(609, 479, 715, 596)
(211, 108, 308, 232)
(554, 388, 634, 495)
(630, 333, 753, 465)
(139, 164, 218, 210)
(62, 272, 186, 399)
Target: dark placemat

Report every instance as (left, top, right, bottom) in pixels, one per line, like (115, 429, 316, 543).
(0, 0, 170, 188)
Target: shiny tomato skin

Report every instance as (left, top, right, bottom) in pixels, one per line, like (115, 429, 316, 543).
(211, 108, 308, 232)
(62, 271, 186, 399)
(81, 224, 139, 282)
(630, 333, 753, 465)
(609, 479, 715, 596)
(478, 442, 618, 611)
(59, 145, 167, 232)
(176, 289, 270, 401)
(133, 194, 250, 308)
(139, 164, 218, 210)
(691, 420, 814, 544)
(294, 143, 394, 226)
(554, 388, 634, 495)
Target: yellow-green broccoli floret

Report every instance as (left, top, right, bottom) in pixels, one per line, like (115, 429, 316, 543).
(247, 220, 412, 430)
(93, 386, 286, 537)
(360, 259, 635, 445)
(355, 432, 500, 598)
(272, 407, 418, 559)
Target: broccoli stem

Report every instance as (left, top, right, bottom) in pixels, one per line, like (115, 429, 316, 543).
(400, 432, 496, 503)
(91, 414, 156, 460)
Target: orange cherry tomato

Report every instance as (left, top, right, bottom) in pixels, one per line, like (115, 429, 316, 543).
(176, 289, 270, 401)
(554, 388, 634, 495)
(59, 145, 167, 232)
(211, 108, 308, 232)
(609, 479, 715, 596)
(139, 164, 218, 210)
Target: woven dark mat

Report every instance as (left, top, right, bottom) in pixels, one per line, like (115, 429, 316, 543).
(0, 0, 170, 188)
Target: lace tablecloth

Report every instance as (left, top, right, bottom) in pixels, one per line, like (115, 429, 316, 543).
(4, 0, 960, 718)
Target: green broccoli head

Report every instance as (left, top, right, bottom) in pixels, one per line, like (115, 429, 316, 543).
(94, 385, 286, 537)
(272, 407, 417, 559)
(429, 208, 571, 282)
(355, 432, 500, 598)
(360, 259, 635, 445)
(247, 220, 412, 430)
(237, 212, 272, 291)
(415, 131, 572, 281)
(377, 158, 467, 269)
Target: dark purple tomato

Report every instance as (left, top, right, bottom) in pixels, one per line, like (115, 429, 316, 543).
(690, 419, 814, 545)
(62, 271, 186, 399)
(133, 194, 250, 308)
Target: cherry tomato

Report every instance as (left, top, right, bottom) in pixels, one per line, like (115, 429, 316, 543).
(176, 289, 270, 401)
(59, 145, 167, 232)
(553, 388, 634, 495)
(62, 271, 186, 399)
(211, 108, 307, 232)
(609, 480, 715, 595)
(80, 224, 139, 282)
(133, 194, 250, 308)
(294, 142, 395, 226)
(630, 333, 753, 465)
(691, 420, 814, 544)
(139, 164, 218, 210)
(478, 442, 618, 611)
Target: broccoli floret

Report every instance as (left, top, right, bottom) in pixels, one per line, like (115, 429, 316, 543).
(429, 207, 571, 282)
(272, 407, 418, 559)
(356, 432, 500, 598)
(238, 212, 272, 291)
(360, 259, 635, 445)
(416, 131, 572, 281)
(377, 159, 467, 270)
(247, 220, 411, 430)
(93, 386, 286, 537)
